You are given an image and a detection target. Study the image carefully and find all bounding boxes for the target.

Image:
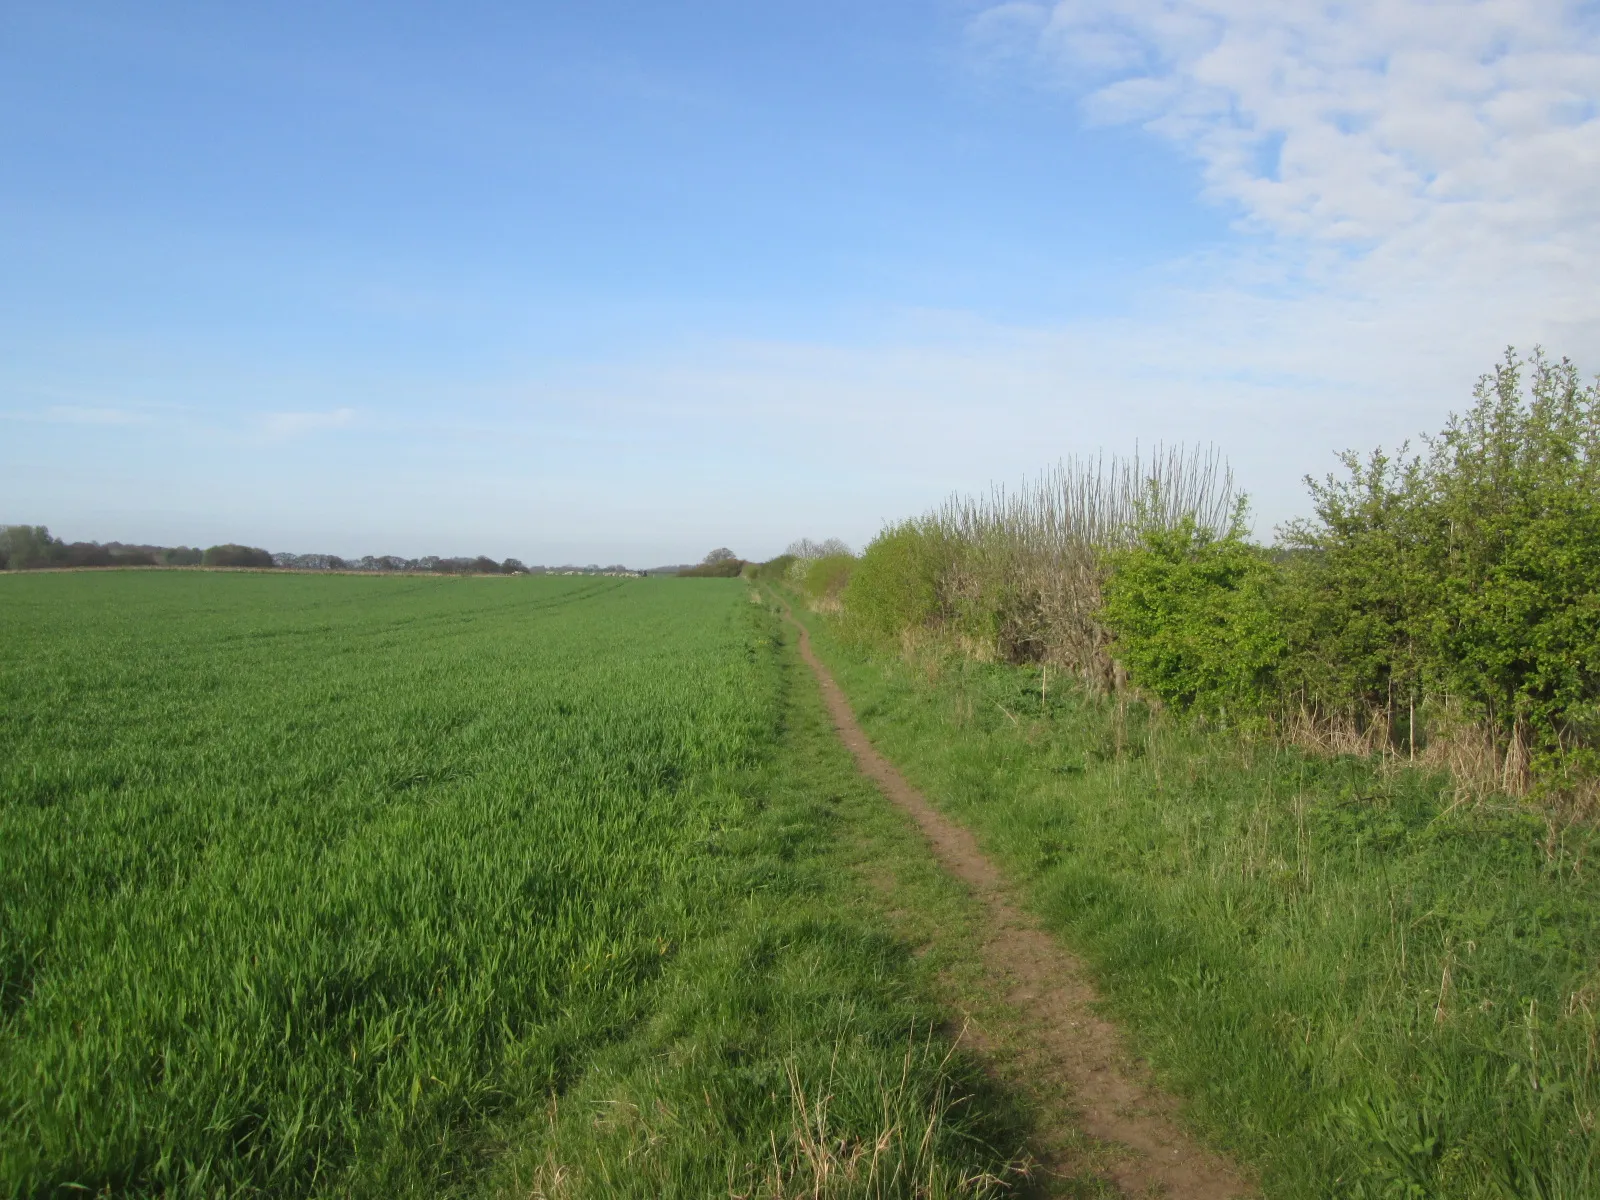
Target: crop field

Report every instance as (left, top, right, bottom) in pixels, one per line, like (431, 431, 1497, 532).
(0, 572, 1013, 1198)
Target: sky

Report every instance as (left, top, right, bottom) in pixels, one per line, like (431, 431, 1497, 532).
(3, 1, 1598, 565)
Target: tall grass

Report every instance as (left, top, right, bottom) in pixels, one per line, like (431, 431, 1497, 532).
(799, 609, 1600, 1198)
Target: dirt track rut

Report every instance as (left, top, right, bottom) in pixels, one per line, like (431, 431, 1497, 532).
(783, 605, 1255, 1199)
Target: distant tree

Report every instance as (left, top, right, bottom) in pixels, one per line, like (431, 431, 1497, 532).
(54, 542, 157, 568)
(61, 543, 114, 567)
(471, 556, 499, 574)
(159, 546, 203, 566)
(678, 555, 747, 578)
(703, 547, 738, 565)
(202, 544, 274, 569)
(502, 558, 527, 574)
(0, 525, 63, 570)
(784, 537, 851, 561)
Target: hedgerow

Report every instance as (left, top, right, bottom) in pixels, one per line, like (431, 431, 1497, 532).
(817, 349, 1600, 798)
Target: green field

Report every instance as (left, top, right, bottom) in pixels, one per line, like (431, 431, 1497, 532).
(0, 572, 1017, 1198)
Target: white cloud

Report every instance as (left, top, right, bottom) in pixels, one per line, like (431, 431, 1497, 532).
(995, 1, 1600, 276)
(948, 0, 1600, 527)
(259, 407, 356, 440)
(30, 405, 153, 425)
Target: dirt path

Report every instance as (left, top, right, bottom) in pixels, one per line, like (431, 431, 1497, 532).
(781, 604, 1255, 1199)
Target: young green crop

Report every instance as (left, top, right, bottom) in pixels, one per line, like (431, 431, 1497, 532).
(0, 572, 1018, 1198)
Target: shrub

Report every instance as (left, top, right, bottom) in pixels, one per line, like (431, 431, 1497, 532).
(845, 519, 960, 640)
(746, 554, 797, 583)
(1100, 510, 1285, 719)
(1276, 447, 1436, 746)
(201, 544, 274, 569)
(1425, 350, 1600, 775)
(800, 554, 854, 611)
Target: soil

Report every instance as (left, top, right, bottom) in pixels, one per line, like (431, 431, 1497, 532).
(783, 605, 1256, 1199)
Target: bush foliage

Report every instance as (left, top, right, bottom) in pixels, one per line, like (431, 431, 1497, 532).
(813, 349, 1600, 795)
(798, 554, 855, 609)
(844, 519, 959, 639)
(1100, 509, 1283, 719)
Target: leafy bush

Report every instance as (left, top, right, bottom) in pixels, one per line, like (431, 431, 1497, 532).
(1100, 511, 1284, 719)
(1272, 350, 1600, 782)
(1425, 351, 1600, 775)
(746, 554, 797, 583)
(845, 519, 960, 639)
(800, 553, 854, 610)
(1276, 447, 1434, 744)
(677, 548, 749, 578)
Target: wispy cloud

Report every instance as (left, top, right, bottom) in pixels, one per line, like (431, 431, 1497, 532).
(14, 405, 155, 426)
(951, 0, 1600, 517)
(259, 407, 357, 440)
(974, 2, 1600, 296)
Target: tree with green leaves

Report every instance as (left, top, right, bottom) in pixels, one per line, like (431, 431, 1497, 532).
(0, 525, 63, 570)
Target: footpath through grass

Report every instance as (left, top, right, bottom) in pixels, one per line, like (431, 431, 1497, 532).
(0, 571, 1023, 1198)
(792, 603, 1600, 1199)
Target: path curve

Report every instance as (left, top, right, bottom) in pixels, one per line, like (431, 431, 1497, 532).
(782, 603, 1255, 1199)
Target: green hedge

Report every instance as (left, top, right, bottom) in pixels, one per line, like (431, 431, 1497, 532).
(844, 520, 960, 639)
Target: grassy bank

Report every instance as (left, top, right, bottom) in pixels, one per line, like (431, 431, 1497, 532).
(0, 572, 1021, 1197)
(793, 602, 1600, 1198)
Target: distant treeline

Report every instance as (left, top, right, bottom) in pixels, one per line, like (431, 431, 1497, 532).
(0, 527, 208, 570)
(271, 552, 529, 574)
(0, 527, 642, 576)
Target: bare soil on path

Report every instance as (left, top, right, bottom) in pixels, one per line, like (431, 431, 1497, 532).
(782, 604, 1256, 1200)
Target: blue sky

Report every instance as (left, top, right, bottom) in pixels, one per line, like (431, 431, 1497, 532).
(4, 1, 1598, 564)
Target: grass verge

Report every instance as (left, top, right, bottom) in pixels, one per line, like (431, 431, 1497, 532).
(790, 600, 1600, 1199)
